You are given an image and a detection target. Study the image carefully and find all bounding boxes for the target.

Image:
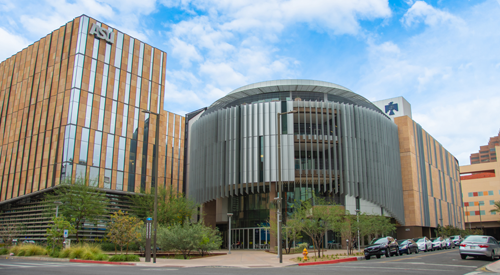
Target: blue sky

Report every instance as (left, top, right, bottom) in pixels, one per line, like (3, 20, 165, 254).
(0, 0, 499, 165)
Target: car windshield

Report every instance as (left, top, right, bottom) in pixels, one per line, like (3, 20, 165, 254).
(445, 238, 450, 241)
(464, 236, 488, 243)
(417, 238, 426, 243)
(432, 239, 441, 243)
(399, 240, 408, 245)
(370, 238, 388, 244)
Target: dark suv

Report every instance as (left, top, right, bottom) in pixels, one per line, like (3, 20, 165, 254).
(364, 236, 400, 259)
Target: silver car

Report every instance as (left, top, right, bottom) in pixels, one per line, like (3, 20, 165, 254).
(432, 237, 446, 250)
(460, 235, 500, 261)
(445, 237, 456, 249)
(416, 237, 433, 252)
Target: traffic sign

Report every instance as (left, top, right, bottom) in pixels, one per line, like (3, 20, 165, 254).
(63, 230, 68, 238)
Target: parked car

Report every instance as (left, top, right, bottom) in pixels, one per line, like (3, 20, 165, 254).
(450, 235, 463, 245)
(22, 240, 35, 244)
(415, 237, 433, 252)
(460, 235, 500, 261)
(364, 236, 400, 259)
(398, 239, 419, 255)
(432, 237, 446, 250)
(445, 237, 456, 249)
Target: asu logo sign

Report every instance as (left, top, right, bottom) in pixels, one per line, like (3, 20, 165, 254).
(89, 23, 114, 44)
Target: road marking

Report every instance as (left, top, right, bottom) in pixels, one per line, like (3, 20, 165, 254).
(324, 265, 461, 272)
(380, 250, 454, 262)
(389, 262, 477, 268)
(141, 268, 179, 271)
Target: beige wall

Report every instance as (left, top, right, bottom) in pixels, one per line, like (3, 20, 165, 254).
(460, 149, 500, 226)
(395, 116, 464, 233)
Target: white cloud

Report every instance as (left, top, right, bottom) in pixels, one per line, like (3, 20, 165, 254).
(0, 27, 29, 61)
(357, 0, 500, 165)
(170, 37, 203, 68)
(401, 1, 464, 27)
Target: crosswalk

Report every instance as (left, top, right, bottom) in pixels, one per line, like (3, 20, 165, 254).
(0, 261, 97, 269)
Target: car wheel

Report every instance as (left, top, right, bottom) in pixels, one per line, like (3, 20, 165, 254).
(386, 250, 391, 257)
(376, 254, 381, 259)
(461, 254, 467, 260)
(396, 249, 400, 256)
(365, 256, 370, 260)
(407, 249, 411, 255)
(415, 248, 419, 254)
(490, 251, 495, 261)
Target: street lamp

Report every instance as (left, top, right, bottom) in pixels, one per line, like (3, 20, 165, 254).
(227, 213, 233, 254)
(142, 110, 160, 264)
(355, 209, 360, 252)
(276, 109, 297, 264)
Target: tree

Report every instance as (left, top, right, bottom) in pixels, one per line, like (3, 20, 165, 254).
(157, 223, 197, 259)
(194, 222, 223, 256)
(107, 210, 144, 254)
(46, 216, 76, 249)
(44, 177, 109, 242)
(491, 201, 500, 215)
(0, 219, 23, 248)
(129, 185, 197, 226)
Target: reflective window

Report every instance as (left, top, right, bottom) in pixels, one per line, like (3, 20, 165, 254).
(92, 37, 100, 60)
(62, 125, 77, 162)
(104, 169, 112, 189)
(104, 43, 111, 64)
(105, 134, 114, 169)
(93, 131, 102, 167)
(124, 73, 131, 104)
(118, 137, 126, 171)
(76, 164, 86, 179)
(97, 96, 105, 131)
(133, 108, 139, 138)
(88, 59, 97, 94)
(114, 32, 124, 68)
(72, 54, 85, 89)
(147, 48, 154, 111)
(84, 93, 93, 128)
(141, 113, 149, 191)
(135, 77, 141, 108)
(89, 167, 99, 186)
(116, 171, 124, 191)
(76, 16, 89, 55)
(127, 38, 134, 73)
(113, 68, 120, 100)
(121, 106, 128, 137)
(138, 42, 144, 77)
(67, 88, 80, 125)
(101, 64, 109, 97)
(79, 128, 90, 164)
(61, 163, 73, 181)
(158, 52, 163, 114)
(128, 139, 137, 191)
(110, 101, 117, 134)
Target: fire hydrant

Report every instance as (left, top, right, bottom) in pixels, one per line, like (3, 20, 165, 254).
(302, 248, 308, 261)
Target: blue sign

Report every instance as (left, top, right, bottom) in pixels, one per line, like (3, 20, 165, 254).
(385, 102, 399, 115)
(146, 217, 152, 221)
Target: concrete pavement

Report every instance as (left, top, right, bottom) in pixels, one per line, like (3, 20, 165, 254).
(136, 249, 356, 268)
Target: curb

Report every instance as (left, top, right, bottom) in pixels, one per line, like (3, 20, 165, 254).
(483, 259, 500, 273)
(70, 259, 136, 265)
(298, 257, 358, 266)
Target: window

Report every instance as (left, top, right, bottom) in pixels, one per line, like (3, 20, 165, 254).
(490, 200, 495, 205)
(489, 191, 494, 196)
(468, 192, 473, 197)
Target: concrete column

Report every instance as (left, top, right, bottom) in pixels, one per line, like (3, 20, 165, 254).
(202, 200, 217, 229)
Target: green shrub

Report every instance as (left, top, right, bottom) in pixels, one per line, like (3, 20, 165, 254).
(0, 248, 9, 255)
(100, 242, 116, 252)
(109, 254, 139, 262)
(9, 244, 47, 256)
(59, 243, 107, 261)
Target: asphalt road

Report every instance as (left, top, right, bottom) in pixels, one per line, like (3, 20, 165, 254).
(0, 249, 489, 275)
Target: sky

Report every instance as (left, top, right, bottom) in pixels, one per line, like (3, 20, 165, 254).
(0, 0, 499, 166)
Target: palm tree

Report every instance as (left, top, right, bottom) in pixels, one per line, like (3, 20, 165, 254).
(490, 201, 500, 214)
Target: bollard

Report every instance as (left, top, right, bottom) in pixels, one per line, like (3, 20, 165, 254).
(302, 248, 308, 261)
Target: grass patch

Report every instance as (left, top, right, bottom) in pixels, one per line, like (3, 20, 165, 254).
(0, 248, 9, 255)
(58, 243, 108, 261)
(9, 244, 47, 256)
(109, 254, 140, 262)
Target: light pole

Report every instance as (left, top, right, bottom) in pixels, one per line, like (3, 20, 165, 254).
(355, 209, 360, 252)
(478, 202, 484, 230)
(276, 109, 297, 264)
(142, 110, 160, 264)
(227, 213, 233, 254)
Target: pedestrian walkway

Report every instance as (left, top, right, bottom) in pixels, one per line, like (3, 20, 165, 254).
(136, 248, 355, 268)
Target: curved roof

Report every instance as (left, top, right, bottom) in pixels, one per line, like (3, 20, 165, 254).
(206, 79, 383, 114)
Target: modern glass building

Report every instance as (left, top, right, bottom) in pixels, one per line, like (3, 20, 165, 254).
(186, 80, 407, 248)
(0, 15, 185, 240)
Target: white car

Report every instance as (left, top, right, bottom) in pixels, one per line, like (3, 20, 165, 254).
(432, 237, 446, 250)
(416, 237, 433, 252)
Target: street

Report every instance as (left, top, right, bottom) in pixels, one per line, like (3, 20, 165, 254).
(0, 249, 487, 275)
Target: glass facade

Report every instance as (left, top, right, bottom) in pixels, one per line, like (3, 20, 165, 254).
(0, 15, 185, 202)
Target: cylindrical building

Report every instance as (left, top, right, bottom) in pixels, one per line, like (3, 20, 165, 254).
(187, 80, 404, 241)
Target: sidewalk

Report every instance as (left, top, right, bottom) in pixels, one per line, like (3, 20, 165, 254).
(136, 248, 355, 268)
(483, 259, 500, 273)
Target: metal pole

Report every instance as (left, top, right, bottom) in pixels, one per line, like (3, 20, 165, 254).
(56, 205, 59, 218)
(153, 112, 159, 264)
(227, 213, 233, 254)
(277, 113, 282, 263)
(356, 209, 360, 252)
